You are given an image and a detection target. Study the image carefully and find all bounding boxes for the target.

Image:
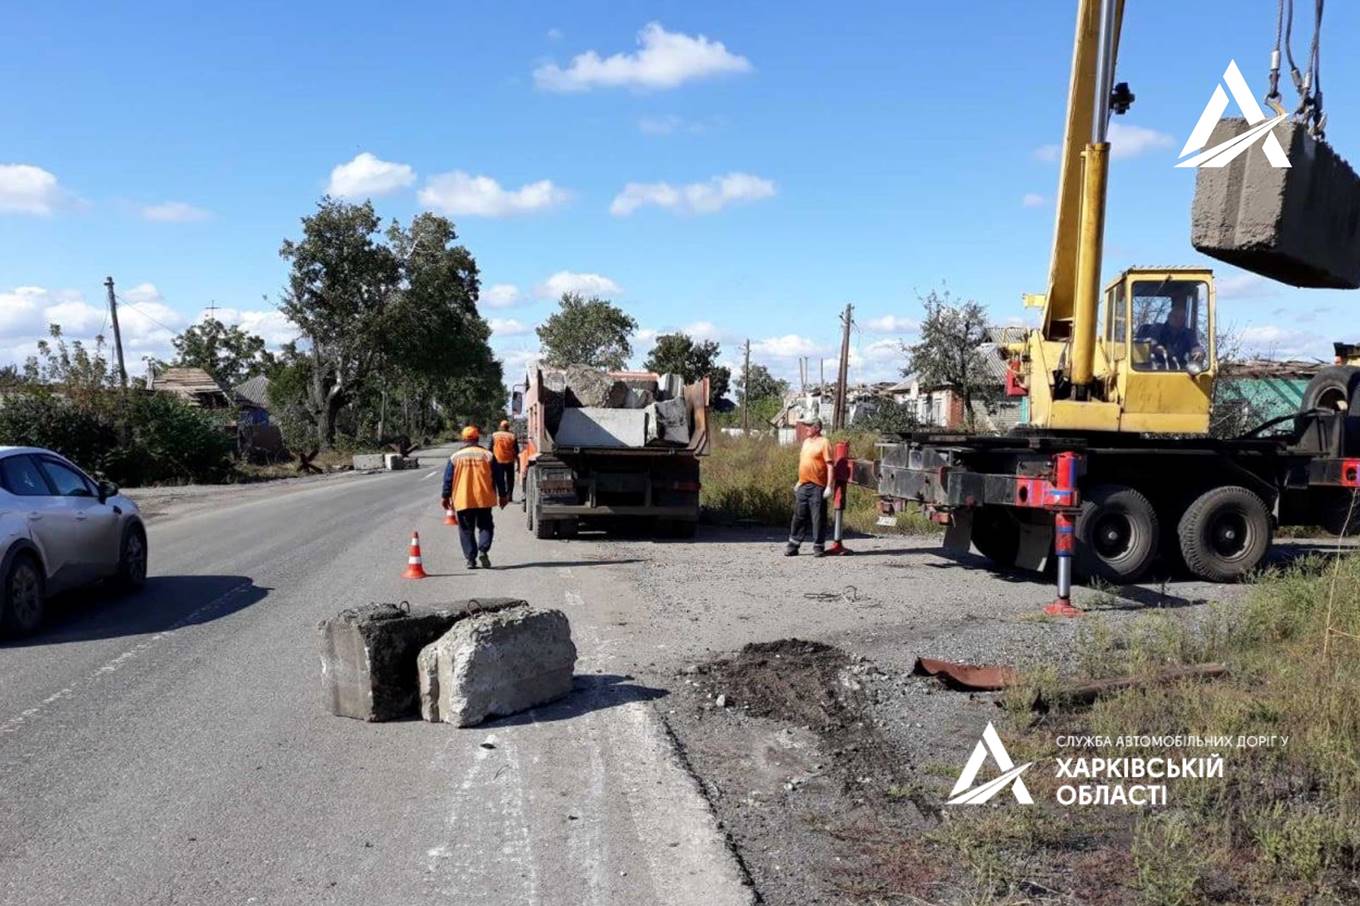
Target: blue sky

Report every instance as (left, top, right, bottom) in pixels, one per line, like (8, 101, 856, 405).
(3, 0, 1356, 386)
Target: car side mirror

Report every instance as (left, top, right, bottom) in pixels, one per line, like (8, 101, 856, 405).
(97, 479, 119, 503)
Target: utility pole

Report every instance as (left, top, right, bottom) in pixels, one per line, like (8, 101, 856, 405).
(833, 303, 853, 430)
(741, 339, 751, 433)
(104, 277, 128, 388)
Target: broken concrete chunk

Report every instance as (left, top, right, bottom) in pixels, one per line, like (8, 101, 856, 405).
(650, 397, 690, 446)
(1192, 117, 1360, 289)
(418, 607, 576, 727)
(318, 598, 527, 721)
(556, 407, 650, 447)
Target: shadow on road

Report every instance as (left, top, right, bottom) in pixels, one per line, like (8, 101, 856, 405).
(487, 673, 668, 727)
(1, 575, 270, 648)
(493, 559, 644, 571)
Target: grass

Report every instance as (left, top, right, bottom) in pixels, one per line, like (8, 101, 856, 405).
(700, 430, 940, 536)
(864, 551, 1360, 904)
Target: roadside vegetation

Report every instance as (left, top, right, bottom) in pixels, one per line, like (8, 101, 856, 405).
(887, 547, 1360, 904)
(701, 429, 939, 535)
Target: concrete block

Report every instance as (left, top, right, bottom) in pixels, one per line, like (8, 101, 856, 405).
(1192, 117, 1360, 288)
(318, 598, 526, 721)
(555, 407, 650, 447)
(418, 607, 576, 727)
(352, 453, 387, 471)
(645, 398, 690, 446)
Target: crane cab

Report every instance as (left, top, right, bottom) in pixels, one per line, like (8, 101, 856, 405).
(1024, 266, 1217, 435)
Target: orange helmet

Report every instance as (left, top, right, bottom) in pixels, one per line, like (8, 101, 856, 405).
(461, 425, 480, 442)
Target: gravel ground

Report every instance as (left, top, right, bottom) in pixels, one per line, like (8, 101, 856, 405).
(571, 524, 1353, 904)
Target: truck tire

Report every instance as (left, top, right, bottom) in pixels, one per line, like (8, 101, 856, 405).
(971, 506, 1021, 568)
(1177, 486, 1272, 582)
(1, 552, 46, 637)
(534, 512, 555, 540)
(1300, 365, 1360, 415)
(1074, 484, 1159, 583)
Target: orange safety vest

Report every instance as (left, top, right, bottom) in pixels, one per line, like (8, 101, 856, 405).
(450, 445, 496, 511)
(491, 430, 518, 464)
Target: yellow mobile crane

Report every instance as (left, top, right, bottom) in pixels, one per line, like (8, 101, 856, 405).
(855, 0, 1359, 608)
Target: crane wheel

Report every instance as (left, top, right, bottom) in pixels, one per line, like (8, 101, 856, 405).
(1300, 365, 1360, 415)
(970, 506, 1021, 568)
(1177, 486, 1272, 582)
(1074, 484, 1159, 583)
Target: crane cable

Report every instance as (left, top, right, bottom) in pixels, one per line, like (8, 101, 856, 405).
(1269, 0, 1326, 137)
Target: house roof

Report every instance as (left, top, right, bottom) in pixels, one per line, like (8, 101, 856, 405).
(233, 374, 270, 408)
(148, 366, 238, 405)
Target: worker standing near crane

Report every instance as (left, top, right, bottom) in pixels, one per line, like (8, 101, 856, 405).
(442, 426, 498, 569)
(785, 417, 835, 557)
(491, 420, 519, 508)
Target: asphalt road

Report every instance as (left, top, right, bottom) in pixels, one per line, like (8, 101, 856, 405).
(0, 463, 751, 906)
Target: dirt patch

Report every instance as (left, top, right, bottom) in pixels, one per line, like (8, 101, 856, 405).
(665, 639, 938, 904)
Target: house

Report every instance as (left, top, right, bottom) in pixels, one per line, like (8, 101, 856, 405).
(146, 366, 238, 408)
(148, 366, 284, 458)
(232, 374, 272, 426)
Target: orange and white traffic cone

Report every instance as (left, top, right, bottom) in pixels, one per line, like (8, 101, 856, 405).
(403, 531, 429, 579)
(444, 507, 458, 526)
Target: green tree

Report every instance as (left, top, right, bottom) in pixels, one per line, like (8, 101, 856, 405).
(162, 317, 277, 387)
(734, 362, 788, 404)
(643, 333, 731, 402)
(902, 289, 993, 430)
(536, 293, 637, 370)
(23, 325, 117, 401)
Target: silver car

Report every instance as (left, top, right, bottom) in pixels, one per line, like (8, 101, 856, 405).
(0, 446, 147, 636)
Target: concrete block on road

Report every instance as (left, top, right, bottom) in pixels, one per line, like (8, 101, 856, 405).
(352, 453, 387, 471)
(1192, 117, 1360, 288)
(418, 607, 576, 727)
(318, 598, 527, 721)
(555, 407, 649, 448)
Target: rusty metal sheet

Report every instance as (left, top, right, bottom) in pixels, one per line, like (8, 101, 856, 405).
(913, 657, 1019, 691)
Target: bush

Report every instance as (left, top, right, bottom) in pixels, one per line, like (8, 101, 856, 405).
(701, 430, 938, 535)
(0, 388, 233, 486)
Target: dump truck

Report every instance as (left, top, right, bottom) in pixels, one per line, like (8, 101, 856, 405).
(850, 0, 1360, 609)
(512, 366, 711, 539)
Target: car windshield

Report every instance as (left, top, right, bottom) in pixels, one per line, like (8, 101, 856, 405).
(1130, 279, 1210, 372)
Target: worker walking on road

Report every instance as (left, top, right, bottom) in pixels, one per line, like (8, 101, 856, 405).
(491, 420, 519, 508)
(785, 417, 834, 557)
(442, 426, 498, 569)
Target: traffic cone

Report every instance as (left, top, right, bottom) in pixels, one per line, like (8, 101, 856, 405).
(444, 507, 458, 526)
(403, 531, 429, 579)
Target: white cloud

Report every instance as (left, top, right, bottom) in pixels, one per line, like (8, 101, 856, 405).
(535, 271, 623, 299)
(863, 314, 918, 334)
(142, 201, 211, 222)
(1108, 123, 1175, 160)
(610, 172, 775, 216)
(482, 283, 521, 309)
(752, 334, 823, 359)
(683, 321, 726, 341)
(0, 164, 64, 215)
(1238, 324, 1329, 359)
(327, 152, 416, 199)
(199, 306, 300, 346)
(534, 22, 752, 92)
(1215, 273, 1274, 299)
(1032, 144, 1061, 163)
(1022, 193, 1047, 208)
(488, 318, 531, 337)
(419, 171, 569, 217)
(0, 284, 186, 368)
(634, 327, 660, 348)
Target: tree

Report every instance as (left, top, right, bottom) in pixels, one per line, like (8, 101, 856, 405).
(734, 362, 788, 404)
(642, 333, 731, 402)
(902, 289, 993, 431)
(162, 318, 276, 387)
(277, 198, 493, 449)
(536, 293, 637, 370)
(855, 398, 920, 435)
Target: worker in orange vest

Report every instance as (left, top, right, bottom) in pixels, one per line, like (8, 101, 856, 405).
(441, 425, 498, 569)
(490, 420, 519, 508)
(785, 417, 834, 557)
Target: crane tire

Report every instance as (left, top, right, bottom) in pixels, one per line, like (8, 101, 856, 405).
(1178, 486, 1272, 582)
(1074, 484, 1159, 583)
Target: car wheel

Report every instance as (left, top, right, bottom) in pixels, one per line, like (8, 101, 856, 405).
(2, 553, 46, 637)
(115, 526, 148, 590)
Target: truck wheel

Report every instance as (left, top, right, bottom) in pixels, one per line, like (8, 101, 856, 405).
(534, 512, 555, 540)
(971, 506, 1021, 568)
(1, 553, 46, 637)
(1300, 365, 1360, 415)
(1177, 486, 1272, 582)
(1074, 484, 1159, 583)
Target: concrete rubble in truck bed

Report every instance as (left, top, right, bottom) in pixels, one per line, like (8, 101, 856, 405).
(317, 598, 526, 721)
(1192, 117, 1360, 289)
(417, 606, 576, 727)
(539, 365, 690, 448)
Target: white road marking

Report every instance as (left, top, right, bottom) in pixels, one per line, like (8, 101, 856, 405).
(422, 469, 438, 480)
(0, 581, 254, 736)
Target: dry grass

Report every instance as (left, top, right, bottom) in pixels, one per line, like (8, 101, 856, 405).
(700, 431, 939, 536)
